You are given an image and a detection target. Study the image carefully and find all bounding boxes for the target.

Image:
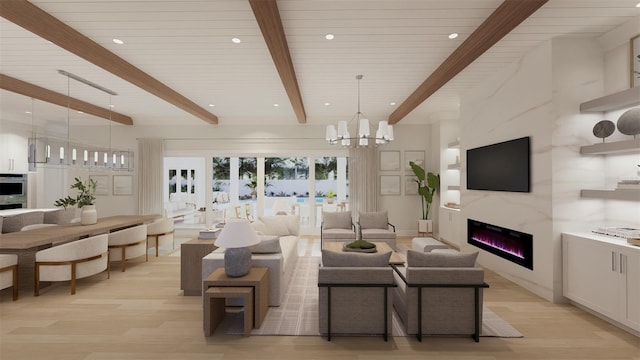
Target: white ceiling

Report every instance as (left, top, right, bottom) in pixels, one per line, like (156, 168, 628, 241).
(1, 0, 639, 128)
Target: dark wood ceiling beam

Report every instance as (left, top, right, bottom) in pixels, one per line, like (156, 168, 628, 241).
(0, 0, 218, 125)
(388, 0, 548, 124)
(249, 0, 306, 124)
(1, 74, 133, 125)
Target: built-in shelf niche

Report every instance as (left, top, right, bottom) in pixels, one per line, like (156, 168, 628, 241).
(448, 185, 460, 191)
(447, 163, 460, 170)
(448, 140, 460, 149)
(578, 88, 640, 202)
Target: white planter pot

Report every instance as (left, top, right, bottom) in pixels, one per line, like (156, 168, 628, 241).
(418, 219, 432, 234)
(81, 205, 98, 225)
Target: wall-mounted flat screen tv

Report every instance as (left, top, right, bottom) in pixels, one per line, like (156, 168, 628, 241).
(466, 136, 530, 192)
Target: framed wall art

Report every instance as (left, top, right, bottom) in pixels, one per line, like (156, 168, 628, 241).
(380, 175, 401, 195)
(113, 175, 133, 196)
(405, 150, 425, 171)
(405, 175, 419, 195)
(89, 175, 109, 195)
(379, 150, 401, 171)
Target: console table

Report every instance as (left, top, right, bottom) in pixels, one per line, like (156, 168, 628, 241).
(181, 238, 217, 296)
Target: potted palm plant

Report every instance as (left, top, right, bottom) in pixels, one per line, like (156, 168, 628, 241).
(409, 161, 440, 234)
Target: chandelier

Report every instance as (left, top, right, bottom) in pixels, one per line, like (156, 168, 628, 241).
(325, 75, 394, 147)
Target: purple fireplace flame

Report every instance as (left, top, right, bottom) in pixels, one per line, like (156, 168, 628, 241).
(467, 219, 533, 270)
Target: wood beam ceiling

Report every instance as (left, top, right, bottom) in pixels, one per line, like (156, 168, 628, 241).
(0, 0, 218, 125)
(388, 0, 548, 124)
(0, 74, 133, 125)
(249, 0, 306, 124)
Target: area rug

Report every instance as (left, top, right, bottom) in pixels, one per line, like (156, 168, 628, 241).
(217, 239, 522, 338)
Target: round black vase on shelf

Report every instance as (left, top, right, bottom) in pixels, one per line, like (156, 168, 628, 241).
(592, 120, 615, 142)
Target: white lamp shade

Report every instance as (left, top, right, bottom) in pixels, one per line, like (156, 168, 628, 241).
(387, 124, 394, 141)
(214, 219, 260, 248)
(337, 121, 348, 139)
(359, 137, 368, 146)
(377, 121, 388, 139)
(325, 125, 337, 142)
(358, 118, 370, 137)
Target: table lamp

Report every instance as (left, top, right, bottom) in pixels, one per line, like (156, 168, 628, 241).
(272, 199, 291, 215)
(214, 219, 260, 277)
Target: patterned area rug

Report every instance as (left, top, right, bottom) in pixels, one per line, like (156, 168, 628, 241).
(217, 239, 522, 338)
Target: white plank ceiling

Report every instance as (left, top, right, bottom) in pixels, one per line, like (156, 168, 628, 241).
(0, 0, 638, 128)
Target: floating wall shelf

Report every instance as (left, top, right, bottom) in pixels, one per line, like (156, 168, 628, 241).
(580, 138, 640, 155)
(580, 189, 640, 201)
(448, 163, 460, 170)
(448, 185, 461, 191)
(580, 86, 640, 112)
(447, 140, 460, 149)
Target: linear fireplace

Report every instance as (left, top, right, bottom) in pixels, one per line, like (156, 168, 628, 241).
(467, 219, 533, 270)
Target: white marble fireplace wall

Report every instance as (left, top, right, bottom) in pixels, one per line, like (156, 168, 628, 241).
(460, 40, 555, 302)
(459, 28, 638, 303)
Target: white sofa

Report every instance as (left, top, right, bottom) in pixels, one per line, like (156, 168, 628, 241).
(202, 214, 300, 307)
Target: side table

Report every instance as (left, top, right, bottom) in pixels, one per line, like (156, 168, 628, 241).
(203, 267, 269, 330)
(180, 238, 217, 295)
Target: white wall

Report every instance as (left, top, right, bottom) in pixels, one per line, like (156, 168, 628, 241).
(459, 16, 640, 303)
(460, 40, 555, 301)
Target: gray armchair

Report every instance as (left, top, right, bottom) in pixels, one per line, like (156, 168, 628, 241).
(320, 211, 356, 247)
(392, 250, 488, 342)
(358, 211, 396, 250)
(318, 249, 395, 341)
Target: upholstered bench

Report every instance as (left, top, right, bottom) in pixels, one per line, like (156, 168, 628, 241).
(412, 237, 449, 252)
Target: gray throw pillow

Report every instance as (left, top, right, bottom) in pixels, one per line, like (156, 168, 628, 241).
(250, 235, 281, 254)
(322, 211, 352, 230)
(359, 211, 388, 229)
(321, 249, 391, 267)
(407, 250, 478, 267)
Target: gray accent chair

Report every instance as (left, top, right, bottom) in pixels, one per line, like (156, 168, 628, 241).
(318, 249, 396, 341)
(358, 211, 396, 250)
(392, 250, 488, 342)
(320, 211, 356, 247)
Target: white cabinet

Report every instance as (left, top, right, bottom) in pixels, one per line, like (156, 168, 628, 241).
(563, 232, 640, 333)
(0, 130, 29, 173)
(439, 206, 461, 247)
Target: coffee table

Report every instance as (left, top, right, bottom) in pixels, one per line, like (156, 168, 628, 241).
(322, 241, 405, 265)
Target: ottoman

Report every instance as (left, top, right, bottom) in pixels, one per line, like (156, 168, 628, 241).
(411, 237, 449, 252)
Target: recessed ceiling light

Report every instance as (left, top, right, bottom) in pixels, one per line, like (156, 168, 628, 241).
(109, 104, 115, 108)
(232, 37, 241, 44)
(112, 38, 124, 44)
(325, 34, 334, 40)
(448, 33, 459, 39)
(324, 102, 330, 106)
(77, 111, 84, 114)
(390, 102, 397, 106)
(25, 111, 32, 114)
(208, 103, 215, 107)
(273, 103, 279, 107)
(636, 2, 640, 7)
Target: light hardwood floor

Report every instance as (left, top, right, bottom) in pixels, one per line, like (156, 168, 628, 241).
(1, 236, 638, 360)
